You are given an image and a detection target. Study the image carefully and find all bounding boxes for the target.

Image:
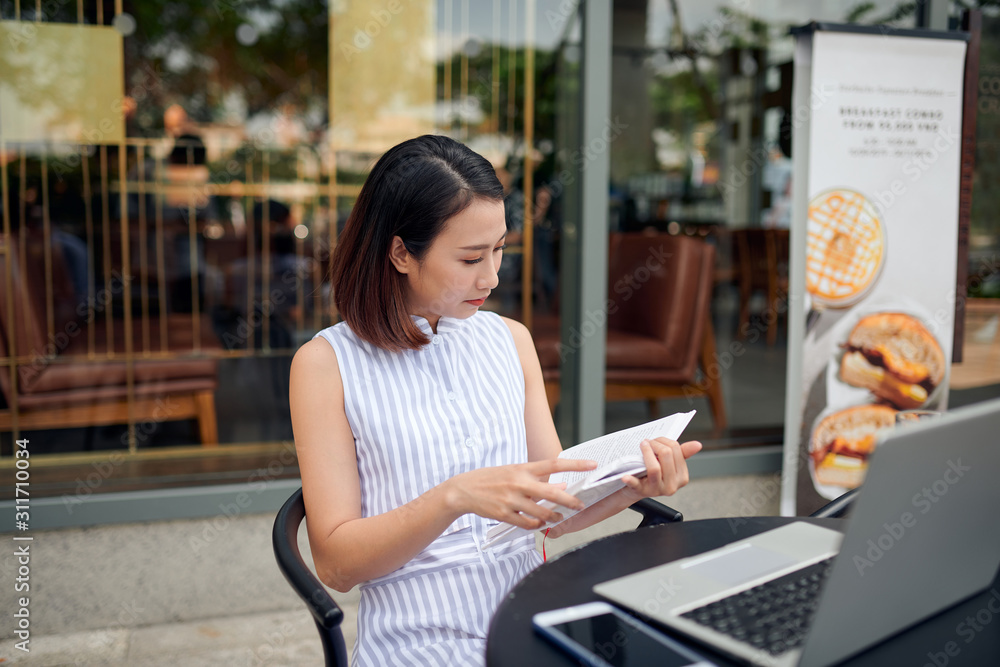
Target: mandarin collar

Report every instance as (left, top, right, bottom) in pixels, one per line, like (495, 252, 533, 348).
(410, 314, 469, 337)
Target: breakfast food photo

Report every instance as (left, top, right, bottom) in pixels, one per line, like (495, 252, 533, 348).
(838, 312, 946, 410)
(809, 404, 897, 494)
(806, 188, 886, 310)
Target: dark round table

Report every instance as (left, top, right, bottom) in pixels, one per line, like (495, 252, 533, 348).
(486, 517, 1000, 666)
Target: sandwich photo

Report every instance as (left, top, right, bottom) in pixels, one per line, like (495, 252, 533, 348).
(839, 312, 945, 410)
(810, 404, 897, 489)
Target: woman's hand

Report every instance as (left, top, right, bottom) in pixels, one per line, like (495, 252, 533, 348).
(444, 459, 597, 530)
(621, 438, 702, 500)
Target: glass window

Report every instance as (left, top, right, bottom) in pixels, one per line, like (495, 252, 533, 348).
(2, 1, 994, 501)
(0, 0, 563, 499)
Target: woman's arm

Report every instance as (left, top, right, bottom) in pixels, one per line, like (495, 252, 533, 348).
(290, 337, 595, 592)
(503, 317, 701, 538)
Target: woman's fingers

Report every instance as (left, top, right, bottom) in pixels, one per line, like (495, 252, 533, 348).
(530, 457, 598, 476)
(680, 440, 703, 459)
(526, 481, 586, 511)
(641, 440, 662, 482)
(624, 438, 692, 496)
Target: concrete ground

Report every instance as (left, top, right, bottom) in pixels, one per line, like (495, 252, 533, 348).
(0, 472, 782, 666)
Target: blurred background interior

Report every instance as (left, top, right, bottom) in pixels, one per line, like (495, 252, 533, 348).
(1, 0, 999, 503)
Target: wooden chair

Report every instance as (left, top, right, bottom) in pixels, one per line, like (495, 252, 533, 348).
(534, 233, 727, 432)
(733, 228, 789, 346)
(0, 232, 220, 445)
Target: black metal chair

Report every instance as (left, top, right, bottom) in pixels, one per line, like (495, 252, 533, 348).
(630, 497, 684, 526)
(808, 487, 861, 519)
(272, 488, 683, 667)
(272, 488, 348, 667)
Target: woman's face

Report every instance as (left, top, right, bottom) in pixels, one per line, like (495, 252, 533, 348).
(392, 197, 507, 329)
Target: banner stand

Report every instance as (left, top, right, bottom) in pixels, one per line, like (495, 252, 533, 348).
(781, 22, 971, 516)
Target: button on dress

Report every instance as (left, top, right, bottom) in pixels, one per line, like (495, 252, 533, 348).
(314, 311, 541, 666)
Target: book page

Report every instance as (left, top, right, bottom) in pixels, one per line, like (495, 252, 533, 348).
(483, 410, 696, 549)
(550, 411, 696, 488)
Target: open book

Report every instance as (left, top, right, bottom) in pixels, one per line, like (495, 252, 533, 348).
(483, 410, 696, 549)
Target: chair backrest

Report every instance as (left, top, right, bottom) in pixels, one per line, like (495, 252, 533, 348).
(606, 232, 715, 375)
(272, 487, 348, 667)
(0, 232, 79, 399)
(733, 228, 770, 290)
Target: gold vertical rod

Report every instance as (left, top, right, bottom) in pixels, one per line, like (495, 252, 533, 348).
(40, 155, 53, 339)
(155, 148, 167, 352)
(17, 150, 28, 332)
(1, 140, 20, 443)
(115, 0, 122, 16)
(186, 145, 201, 353)
(35, 0, 40, 20)
(444, 0, 453, 119)
(14, 0, 20, 21)
(332, 151, 340, 324)
(99, 145, 113, 354)
(81, 146, 95, 356)
(326, 155, 337, 326)
(492, 0, 501, 154)
(137, 144, 150, 354)
(245, 160, 255, 351)
(460, 0, 469, 140)
(262, 151, 271, 352)
(522, 0, 536, 332)
(96, 0, 102, 24)
(118, 138, 136, 452)
(77, 0, 83, 23)
(507, 0, 518, 136)
(298, 148, 309, 336)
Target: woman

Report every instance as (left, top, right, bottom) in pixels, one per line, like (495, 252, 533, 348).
(290, 135, 701, 666)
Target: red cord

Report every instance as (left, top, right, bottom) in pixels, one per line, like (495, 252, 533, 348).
(542, 528, 550, 562)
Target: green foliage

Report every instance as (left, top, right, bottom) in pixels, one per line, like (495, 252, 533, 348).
(127, 0, 328, 130)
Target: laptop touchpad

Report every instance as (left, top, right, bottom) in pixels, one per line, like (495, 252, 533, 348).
(682, 544, 799, 587)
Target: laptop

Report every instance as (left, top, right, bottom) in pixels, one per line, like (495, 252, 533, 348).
(594, 398, 1000, 667)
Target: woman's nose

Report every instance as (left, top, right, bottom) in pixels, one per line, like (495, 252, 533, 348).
(478, 254, 501, 290)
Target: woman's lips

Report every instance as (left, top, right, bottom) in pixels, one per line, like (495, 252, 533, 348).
(465, 297, 487, 306)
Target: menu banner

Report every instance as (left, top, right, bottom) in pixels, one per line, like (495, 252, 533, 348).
(781, 26, 970, 516)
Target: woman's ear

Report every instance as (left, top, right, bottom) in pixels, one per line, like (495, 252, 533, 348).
(388, 236, 412, 274)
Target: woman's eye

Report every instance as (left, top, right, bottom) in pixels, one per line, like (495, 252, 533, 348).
(464, 257, 484, 265)
(494, 244, 507, 252)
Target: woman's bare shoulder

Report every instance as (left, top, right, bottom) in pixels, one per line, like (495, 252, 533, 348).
(291, 336, 342, 385)
(499, 315, 532, 345)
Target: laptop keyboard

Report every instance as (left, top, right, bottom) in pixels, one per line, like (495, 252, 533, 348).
(680, 557, 835, 656)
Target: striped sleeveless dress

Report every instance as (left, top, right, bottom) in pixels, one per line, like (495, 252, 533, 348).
(314, 311, 542, 666)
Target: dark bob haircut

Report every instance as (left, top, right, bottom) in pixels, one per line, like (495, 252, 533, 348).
(330, 135, 505, 352)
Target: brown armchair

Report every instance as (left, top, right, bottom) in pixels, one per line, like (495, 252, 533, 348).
(533, 233, 727, 431)
(0, 233, 221, 446)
